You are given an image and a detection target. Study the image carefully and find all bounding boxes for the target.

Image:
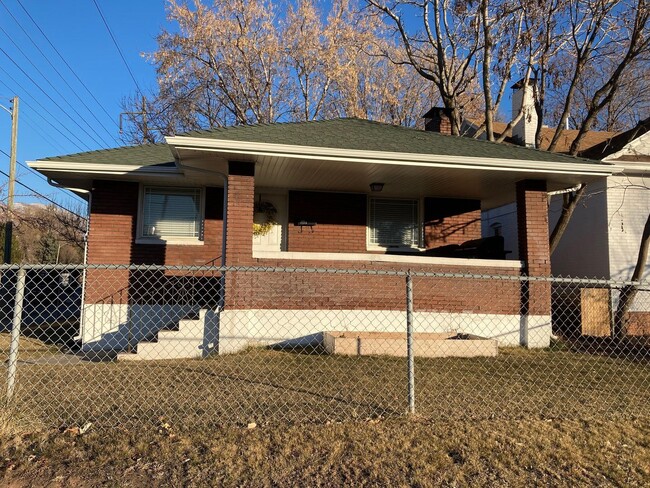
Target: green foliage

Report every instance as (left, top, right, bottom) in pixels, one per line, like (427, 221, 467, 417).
(38, 232, 59, 264)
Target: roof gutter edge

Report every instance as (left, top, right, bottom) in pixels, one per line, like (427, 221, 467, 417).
(166, 136, 620, 176)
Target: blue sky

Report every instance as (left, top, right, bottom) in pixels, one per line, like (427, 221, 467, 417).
(0, 0, 168, 209)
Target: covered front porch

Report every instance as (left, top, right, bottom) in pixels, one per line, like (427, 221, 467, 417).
(29, 119, 617, 357)
(166, 134, 609, 276)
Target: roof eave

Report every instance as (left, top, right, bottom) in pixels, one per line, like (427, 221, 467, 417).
(166, 135, 621, 177)
(27, 160, 183, 177)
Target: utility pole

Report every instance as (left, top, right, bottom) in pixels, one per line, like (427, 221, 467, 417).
(119, 95, 157, 142)
(4, 96, 18, 264)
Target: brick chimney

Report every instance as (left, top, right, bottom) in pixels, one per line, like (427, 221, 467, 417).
(511, 78, 538, 147)
(423, 107, 453, 135)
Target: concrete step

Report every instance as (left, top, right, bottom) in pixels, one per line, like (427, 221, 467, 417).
(116, 309, 219, 361)
(178, 318, 206, 335)
(134, 337, 203, 360)
(116, 351, 143, 362)
(117, 336, 206, 361)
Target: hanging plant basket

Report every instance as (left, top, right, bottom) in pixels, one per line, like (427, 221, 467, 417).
(253, 201, 278, 236)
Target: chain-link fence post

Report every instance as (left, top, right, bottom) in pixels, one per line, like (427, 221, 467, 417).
(520, 278, 529, 347)
(6, 267, 26, 403)
(406, 271, 415, 414)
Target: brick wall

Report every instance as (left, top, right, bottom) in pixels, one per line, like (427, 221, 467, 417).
(225, 162, 255, 265)
(85, 176, 549, 321)
(85, 180, 224, 303)
(516, 179, 551, 317)
(424, 197, 481, 248)
(626, 312, 650, 336)
(285, 191, 481, 253)
(287, 191, 367, 253)
(224, 258, 522, 314)
(424, 107, 453, 135)
(223, 185, 520, 315)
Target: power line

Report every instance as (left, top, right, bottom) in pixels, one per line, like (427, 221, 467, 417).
(0, 147, 46, 183)
(92, 0, 144, 96)
(0, 45, 110, 149)
(0, 65, 91, 152)
(0, 148, 85, 204)
(1, 77, 82, 155)
(20, 99, 91, 152)
(0, 23, 113, 149)
(14, 0, 120, 130)
(16, 114, 68, 154)
(0, 166, 86, 220)
(0, 0, 120, 145)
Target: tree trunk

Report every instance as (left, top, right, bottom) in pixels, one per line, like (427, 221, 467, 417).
(613, 212, 650, 341)
(549, 184, 585, 255)
(480, 0, 494, 142)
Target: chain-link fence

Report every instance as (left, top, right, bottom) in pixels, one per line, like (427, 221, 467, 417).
(1, 263, 649, 430)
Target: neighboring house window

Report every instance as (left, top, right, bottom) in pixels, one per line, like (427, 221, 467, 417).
(368, 198, 420, 248)
(141, 187, 203, 240)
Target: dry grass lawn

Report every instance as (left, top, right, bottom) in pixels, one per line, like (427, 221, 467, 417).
(1, 333, 650, 485)
(1, 417, 649, 486)
(0, 332, 61, 362)
(0, 342, 648, 430)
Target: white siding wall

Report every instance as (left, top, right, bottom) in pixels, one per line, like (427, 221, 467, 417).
(606, 175, 650, 282)
(604, 132, 650, 161)
(550, 178, 610, 279)
(482, 177, 612, 278)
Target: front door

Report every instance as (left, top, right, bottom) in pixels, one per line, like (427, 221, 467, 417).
(252, 192, 287, 252)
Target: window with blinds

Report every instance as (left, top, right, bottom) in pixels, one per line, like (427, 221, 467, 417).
(368, 198, 420, 248)
(142, 187, 202, 239)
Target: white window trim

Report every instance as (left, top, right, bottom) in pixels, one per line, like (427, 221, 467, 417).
(366, 196, 423, 252)
(136, 184, 206, 246)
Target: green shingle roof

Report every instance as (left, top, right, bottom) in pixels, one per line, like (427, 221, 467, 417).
(40, 143, 174, 166)
(39, 118, 605, 166)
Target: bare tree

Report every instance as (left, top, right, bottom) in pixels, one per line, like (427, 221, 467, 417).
(369, 0, 647, 257)
(0, 203, 85, 264)
(366, 0, 482, 135)
(121, 0, 436, 143)
(155, 0, 289, 127)
(571, 59, 650, 132)
(565, 0, 649, 155)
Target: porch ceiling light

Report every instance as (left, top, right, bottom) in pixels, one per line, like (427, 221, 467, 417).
(370, 182, 384, 192)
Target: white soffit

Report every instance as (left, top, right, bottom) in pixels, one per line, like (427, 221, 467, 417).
(166, 136, 619, 176)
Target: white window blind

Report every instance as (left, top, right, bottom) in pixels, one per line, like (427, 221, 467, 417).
(369, 198, 419, 247)
(142, 187, 202, 238)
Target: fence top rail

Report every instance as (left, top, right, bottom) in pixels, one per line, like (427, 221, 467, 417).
(0, 263, 647, 288)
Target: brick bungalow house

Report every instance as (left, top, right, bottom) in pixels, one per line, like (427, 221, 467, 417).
(29, 118, 616, 359)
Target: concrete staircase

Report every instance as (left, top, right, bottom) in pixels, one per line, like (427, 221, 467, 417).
(117, 309, 214, 361)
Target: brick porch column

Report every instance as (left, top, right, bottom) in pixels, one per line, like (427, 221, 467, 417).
(221, 161, 255, 344)
(225, 161, 255, 266)
(516, 179, 551, 347)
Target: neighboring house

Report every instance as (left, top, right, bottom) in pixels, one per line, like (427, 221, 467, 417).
(474, 81, 650, 336)
(479, 79, 623, 262)
(548, 117, 650, 335)
(29, 118, 615, 358)
(460, 78, 618, 152)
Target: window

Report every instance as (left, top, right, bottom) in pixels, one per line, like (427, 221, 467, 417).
(140, 187, 203, 240)
(368, 198, 420, 248)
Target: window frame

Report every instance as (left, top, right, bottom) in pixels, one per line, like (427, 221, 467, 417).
(136, 184, 206, 246)
(366, 196, 423, 252)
